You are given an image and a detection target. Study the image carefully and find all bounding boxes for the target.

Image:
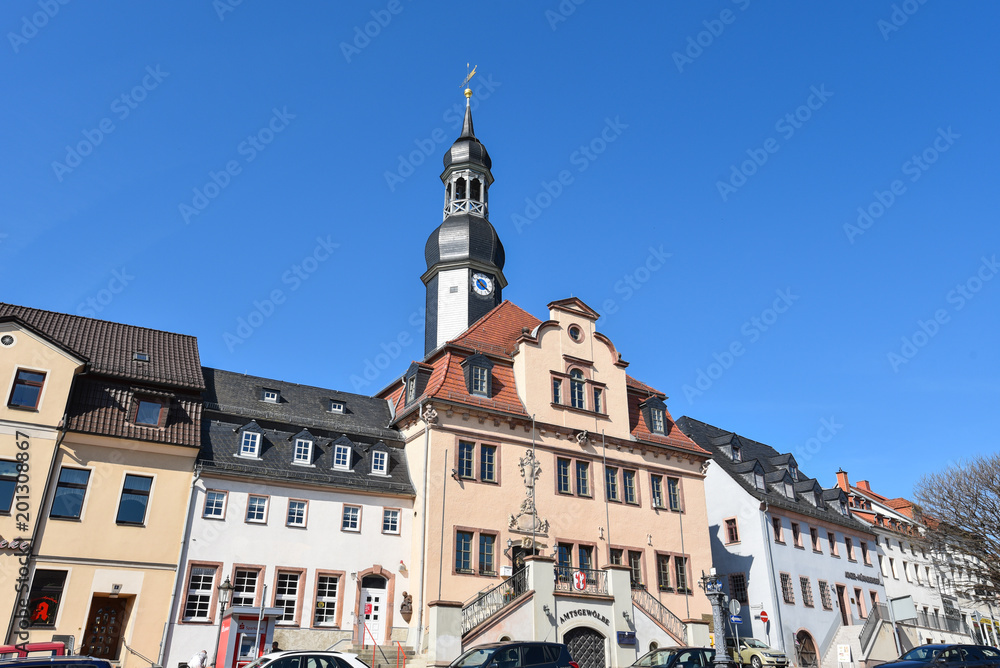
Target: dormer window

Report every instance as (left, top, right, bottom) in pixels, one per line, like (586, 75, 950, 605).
(784, 481, 794, 499)
(293, 439, 313, 465)
(754, 471, 765, 490)
(732, 445, 742, 462)
(461, 354, 494, 399)
(840, 499, 849, 515)
(334, 444, 351, 470)
(240, 431, 261, 458)
(134, 399, 165, 427)
(262, 389, 280, 403)
(814, 491, 823, 507)
(329, 400, 345, 414)
(371, 450, 388, 476)
(650, 408, 665, 434)
(639, 396, 668, 436)
(789, 465, 798, 481)
(406, 376, 416, 403)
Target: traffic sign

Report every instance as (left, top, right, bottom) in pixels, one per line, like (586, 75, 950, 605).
(760, 610, 769, 623)
(730, 615, 742, 624)
(729, 599, 742, 616)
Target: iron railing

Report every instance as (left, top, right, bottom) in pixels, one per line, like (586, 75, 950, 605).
(860, 603, 887, 651)
(631, 586, 686, 642)
(554, 567, 608, 596)
(461, 568, 528, 634)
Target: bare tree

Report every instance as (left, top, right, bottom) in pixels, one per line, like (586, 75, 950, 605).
(914, 453, 1000, 603)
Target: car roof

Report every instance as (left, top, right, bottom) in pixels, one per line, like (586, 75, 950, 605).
(0, 660, 111, 666)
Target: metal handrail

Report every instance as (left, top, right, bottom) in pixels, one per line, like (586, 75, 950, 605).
(461, 568, 529, 634)
(553, 567, 608, 595)
(630, 586, 686, 641)
(860, 603, 887, 650)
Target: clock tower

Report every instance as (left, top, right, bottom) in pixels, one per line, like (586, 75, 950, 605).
(422, 87, 507, 355)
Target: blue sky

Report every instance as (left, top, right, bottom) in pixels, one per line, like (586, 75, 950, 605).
(3, 2, 997, 500)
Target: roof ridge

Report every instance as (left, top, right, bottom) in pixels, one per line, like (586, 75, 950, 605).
(206, 366, 380, 402)
(0, 301, 197, 340)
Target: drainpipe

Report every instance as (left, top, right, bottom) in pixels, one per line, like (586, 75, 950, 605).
(159, 463, 202, 666)
(759, 501, 786, 652)
(413, 402, 432, 653)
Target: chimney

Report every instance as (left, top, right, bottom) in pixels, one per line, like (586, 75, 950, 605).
(857, 480, 872, 492)
(836, 468, 849, 492)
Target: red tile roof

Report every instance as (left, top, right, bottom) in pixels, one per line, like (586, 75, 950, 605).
(626, 374, 665, 398)
(627, 391, 709, 455)
(451, 300, 541, 355)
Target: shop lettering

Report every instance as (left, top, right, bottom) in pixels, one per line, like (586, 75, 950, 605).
(559, 608, 610, 625)
(0, 536, 31, 551)
(845, 571, 881, 585)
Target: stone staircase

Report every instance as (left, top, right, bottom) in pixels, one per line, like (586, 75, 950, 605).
(343, 645, 420, 668)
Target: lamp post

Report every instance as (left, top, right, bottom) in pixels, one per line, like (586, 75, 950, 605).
(699, 570, 730, 668)
(214, 576, 234, 668)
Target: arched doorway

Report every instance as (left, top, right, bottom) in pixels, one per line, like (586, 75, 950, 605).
(564, 627, 606, 668)
(795, 630, 818, 668)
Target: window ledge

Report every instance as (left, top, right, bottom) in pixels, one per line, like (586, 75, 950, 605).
(550, 402, 608, 419)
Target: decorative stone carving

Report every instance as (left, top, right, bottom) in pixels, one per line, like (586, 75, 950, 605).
(421, 404, 438, 425)
(508, 448, 549, 535)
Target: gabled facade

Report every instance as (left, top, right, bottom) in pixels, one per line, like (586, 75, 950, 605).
(677, 417, 891, 668)
(163, 368, 415, 668)
(0, 303, 204, 668)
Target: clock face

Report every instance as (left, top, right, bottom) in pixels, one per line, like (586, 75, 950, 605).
(471, 272, 494, 296)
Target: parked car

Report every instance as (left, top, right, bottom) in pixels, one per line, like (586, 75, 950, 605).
(244, 650, 371, 668)
(0, 657, 112, 668)
(879, 644, 1000, 668)
(630, 647, 716, 668)
(724, 638, 788, 668)
(449, 641, 578, 668)
(0, 644, 68, 660)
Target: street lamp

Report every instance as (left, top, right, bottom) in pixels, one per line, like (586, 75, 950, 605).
(698, 570, 729, 668)
(213, 576, 234, 668)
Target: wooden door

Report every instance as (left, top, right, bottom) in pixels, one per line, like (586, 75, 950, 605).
(82, 597, 127, 660)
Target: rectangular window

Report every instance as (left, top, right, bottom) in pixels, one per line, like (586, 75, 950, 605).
(371, 450, 388, 475)
(480, 445, 497, 483)
(903, 561, 911, 582)
(791, 523, 802, 547)
(570, 374, 585, 409)
(286, 500, 307, 527)
(233, 569, 258, 607)
(458, 441, 474, 479)
(810, 527, 821, 552)
(657, 554, 671, 591)
(552, 379, 562, 404)
(819, 580, 832, 610)
(342, 505, 360, 531)
(116, 474, 152, 525)
(846, 537, 856, 561)
(729, 573, 748, 604)
(406, 376, 416, 402)
(651, 475, 664, 508)
(605, 466, 619, 502)
(828, 532, 838, 556)
(593, 388, 602, 413)
(556, 543, 573, 581)
(240, 431, 261, 457)
(183, 566, 216, 621)
(800, 576, 814, 607)
(275, 572, 299, 623)
(925, 566, 932, 586)
(773, 517, 784, 543)
(651, 408, 665, 434)
(623, 470, 637, 504)
(479, 534, 496, 575)
(861, 541, 870, 565)
(455, 531, 473, 573)
(610, 548, 623, 565)
(314, 575, 339, 626)
(8, 369, 45, 409)
(725, 518, 740, 544)
(667, 477, 681, 511)
(578, 545, 594, 571)
(0, 461, 17, 513)
(576, 461, 590, 496)
(246, 495, 268, 523)
(334, 444, 351, 470)
(26, 570, 66, 627)
(293, 439, 312, 464)
(890, 557, 898, 579)
(329, 400, 345, 413)
(382, 508, 400, 534)
(203, 490, 227, 519)
(50, 467, 90, 519)
(471, 366, 488, 395)
(780, 572, 795, 604)
(674, 555, 689, 593)
(557, 458, 571, 494)
(262, 389, 279, 403)
(135, 400, 164, 426)
(628, 550, 643, 587)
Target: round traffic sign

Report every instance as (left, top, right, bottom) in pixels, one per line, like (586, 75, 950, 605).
(760, 611, 769, 624)
(729, 599, 741, 616)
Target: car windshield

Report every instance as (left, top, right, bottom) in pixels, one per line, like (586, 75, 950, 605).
(453, 649, 496, 668)
(244, 657, 273, 668)
(635, 650, 678, 667)
(743, 640, 769, 649)
(900, 648, 941, 662)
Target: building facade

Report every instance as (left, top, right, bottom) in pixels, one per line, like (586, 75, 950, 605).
(677, 417, 893, 668)
(163, 368, 415, 668)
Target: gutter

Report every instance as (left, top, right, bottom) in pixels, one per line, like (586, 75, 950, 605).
(759, 500, 786, 652)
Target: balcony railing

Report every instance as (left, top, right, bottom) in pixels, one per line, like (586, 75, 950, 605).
(554, 567, 609, 596)
(461, 568, 528, 635)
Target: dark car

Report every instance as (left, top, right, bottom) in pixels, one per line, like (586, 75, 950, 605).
(449, 642, 578, 668)
(0, 657, 113, 668)
(630, 647, 716, 668)
(880, 644, 1000, 668)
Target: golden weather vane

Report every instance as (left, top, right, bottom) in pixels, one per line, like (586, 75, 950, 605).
(460, 62, 477, 90)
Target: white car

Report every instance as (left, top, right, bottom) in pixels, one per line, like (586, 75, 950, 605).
(245, 650, 371, 668)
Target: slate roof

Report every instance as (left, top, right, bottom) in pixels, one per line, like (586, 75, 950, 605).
(0, 303, 204, 390)
(199, 368, 414, 496)
(677, 416, 874, 533)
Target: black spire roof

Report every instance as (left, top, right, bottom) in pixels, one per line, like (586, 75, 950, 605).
(443, 101, 492, 171)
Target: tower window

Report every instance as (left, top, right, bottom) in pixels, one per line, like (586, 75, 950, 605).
(446, 183, 452, 202)
(570, 369, 585, 409)
(456, 177, 466, 200)
(471, 178, 481, 201)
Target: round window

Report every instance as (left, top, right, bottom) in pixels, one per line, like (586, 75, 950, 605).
(568, 325, 582, 341)
(0, 334, 14, 347)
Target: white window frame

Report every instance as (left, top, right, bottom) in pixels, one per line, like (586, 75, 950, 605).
(371, 450, 388, 476)
(286, 499, 307, 527)
(314, 575, 339, 626)
(203, 490, 227, 518)
(183, 566, 216, 621)
(246, 495, 268, 523)
(570, 369, 586, 409)
(329, 400, 345, 413)
(342, 505, 361, 532)
(382, 508, 400, 534)
(471, 366, 488, 396)
(262, 389, 279, 403)
(333, 444, 351, 470)
(651, 408, 665, 434)
(275, 572, 299, 623)
(240, 431, 261, 458)
(293, 439, 313, 465)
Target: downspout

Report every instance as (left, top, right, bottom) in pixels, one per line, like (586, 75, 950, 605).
(159, 462, 202, 666)
(414, 401, 432, 653)
(759, 500, 786, 652)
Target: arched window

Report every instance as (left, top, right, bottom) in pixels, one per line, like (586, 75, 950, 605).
(456, 177, 466, 200)
(471, 178, 481, 201)
(570, 369, 585, 409)
(446, 183, 451, 202)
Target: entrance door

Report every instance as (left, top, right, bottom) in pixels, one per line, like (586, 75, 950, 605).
(81, 596, 127, 660)
(359, 576, 387, 646)
(836, 585, 850, 625)
(796, 631, 818, 668)
(564, 627, 606, 668)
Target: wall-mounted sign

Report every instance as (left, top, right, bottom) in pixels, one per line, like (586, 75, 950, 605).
(0, 536, 30, 552)
(845, 571, 881, 586)
(617, 632, 636, 646)
(559, 608, 610, 626)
